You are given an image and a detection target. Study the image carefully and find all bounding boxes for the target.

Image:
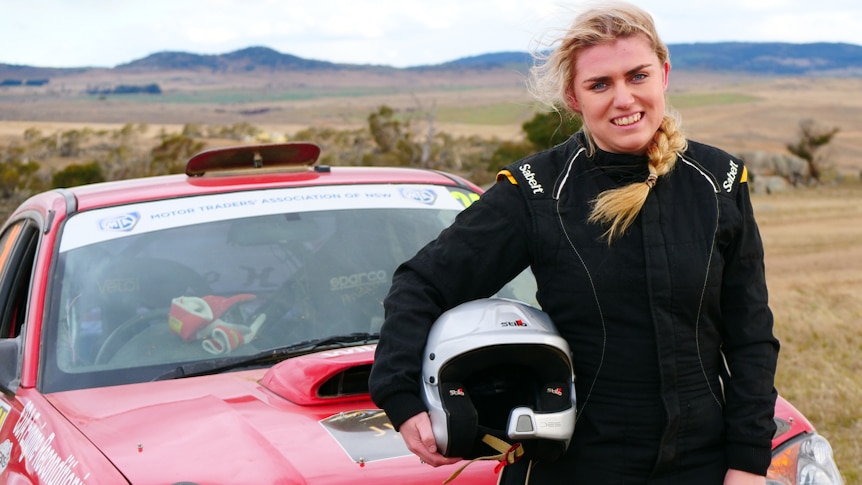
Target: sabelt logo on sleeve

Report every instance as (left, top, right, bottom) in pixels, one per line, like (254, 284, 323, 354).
(723, 160, 739, 192)
(519, 164, 545, 194)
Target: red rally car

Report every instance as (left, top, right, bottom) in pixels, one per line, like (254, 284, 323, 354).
(0, 143, 843, 484)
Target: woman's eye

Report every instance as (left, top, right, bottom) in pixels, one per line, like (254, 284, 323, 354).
(590, 82, 607, 91)
(632, 73, 648, 82)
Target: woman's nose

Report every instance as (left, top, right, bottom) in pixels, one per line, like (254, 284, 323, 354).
(614, 85, 635, 108)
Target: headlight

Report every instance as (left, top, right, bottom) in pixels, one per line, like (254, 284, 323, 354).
(767, 433, 844, 485)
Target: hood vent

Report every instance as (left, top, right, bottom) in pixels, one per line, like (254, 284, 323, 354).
(318, 364, 372, 398)
(260, 345, 376, 405)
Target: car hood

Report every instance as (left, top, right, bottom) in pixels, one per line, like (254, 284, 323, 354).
(46, 345, 483, 485)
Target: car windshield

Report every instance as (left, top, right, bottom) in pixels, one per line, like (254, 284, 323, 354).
(42, 183, 537, 392)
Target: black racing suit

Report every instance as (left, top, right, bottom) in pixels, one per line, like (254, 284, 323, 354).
(369, 132, 779, 483)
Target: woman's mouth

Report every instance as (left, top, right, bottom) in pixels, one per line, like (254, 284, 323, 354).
(612, 112, 643, 126)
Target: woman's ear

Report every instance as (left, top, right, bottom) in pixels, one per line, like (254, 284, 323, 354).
(662, 61, 670, 91)
(566, 89, 581, 113)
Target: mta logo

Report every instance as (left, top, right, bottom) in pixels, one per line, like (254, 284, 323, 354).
(399, 188, 437, 205)
(98, 212, 140, 232)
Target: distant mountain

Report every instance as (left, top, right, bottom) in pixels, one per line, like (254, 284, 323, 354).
(419, 42, 862, 76)
(116, 46, 346, 72)
(0, 63, 89, 79)
(667, 42, 862, 75)
(410, 51, 535, 72)
(2, 42, 862, 78)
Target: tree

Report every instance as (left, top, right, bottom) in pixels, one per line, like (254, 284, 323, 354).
(487, 141, 536, 175)
(208, 122, 261, 141)
(368, 105, 402, 154)
(0, 158, 41, 199)
(51, 161, 104, 188)
(522, 109, 583, 150)
(366, 105, 423, 167)
(488, 108, 583, 175)
(149, 134, 206, 176)
(786, 119, 840, 183)
(113, 123, 149, 142)
(57, 128, 96, 158)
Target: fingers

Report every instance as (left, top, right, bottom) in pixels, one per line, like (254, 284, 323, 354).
(401, 413, 461, 467)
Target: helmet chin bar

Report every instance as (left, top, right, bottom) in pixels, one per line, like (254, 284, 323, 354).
(507, 406, 575, 446)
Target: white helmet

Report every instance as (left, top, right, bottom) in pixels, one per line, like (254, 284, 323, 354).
(422, 298, 575, 461)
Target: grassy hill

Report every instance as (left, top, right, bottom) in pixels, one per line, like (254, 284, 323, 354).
(668, 42, 862, 75)
(3, 41, 862, 77)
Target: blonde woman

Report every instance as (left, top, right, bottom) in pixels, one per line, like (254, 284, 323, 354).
(370, 3, 778, 483)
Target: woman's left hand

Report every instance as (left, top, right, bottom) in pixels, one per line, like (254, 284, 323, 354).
(724, 469, 766, 485)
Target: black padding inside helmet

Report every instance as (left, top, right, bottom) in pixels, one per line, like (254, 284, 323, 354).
(439, 381, 479, 458)
(437, 344, 572, 460)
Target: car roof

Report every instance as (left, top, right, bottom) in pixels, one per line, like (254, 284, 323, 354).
(58, 165, 478, 214)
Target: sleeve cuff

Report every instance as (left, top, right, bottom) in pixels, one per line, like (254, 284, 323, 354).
(380, 392, 428, 431)
(726, 442, 773, 476)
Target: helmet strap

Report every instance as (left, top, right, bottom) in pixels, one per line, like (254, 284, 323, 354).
(443, 434, 524, 484)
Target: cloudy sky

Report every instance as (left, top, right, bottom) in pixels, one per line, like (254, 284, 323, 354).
(2, 0, 861, 68)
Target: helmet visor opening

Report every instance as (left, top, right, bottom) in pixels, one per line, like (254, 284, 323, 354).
(439, 343, 573, 429)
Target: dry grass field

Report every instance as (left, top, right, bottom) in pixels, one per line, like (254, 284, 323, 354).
(1, 67, 861, 481)
(752, 183, 862, 482)
(2, 68, 861, 171)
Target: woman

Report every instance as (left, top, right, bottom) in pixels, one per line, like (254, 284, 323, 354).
(369, 3, 779, 484)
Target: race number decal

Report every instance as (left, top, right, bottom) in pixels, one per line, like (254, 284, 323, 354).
(449, 190, 480, 209)
(0, 402, 9, 429)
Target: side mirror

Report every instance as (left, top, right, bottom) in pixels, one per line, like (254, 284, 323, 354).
(0, 337, 21, 392)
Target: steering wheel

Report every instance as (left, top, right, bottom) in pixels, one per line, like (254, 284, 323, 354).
(87, 258, 212, 365)
(94, 307, 171, 365)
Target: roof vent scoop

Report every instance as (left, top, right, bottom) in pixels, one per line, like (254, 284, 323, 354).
(185, 142, 321, 176)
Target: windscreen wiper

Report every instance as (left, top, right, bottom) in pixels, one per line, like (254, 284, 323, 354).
(152, 332, 379, 381)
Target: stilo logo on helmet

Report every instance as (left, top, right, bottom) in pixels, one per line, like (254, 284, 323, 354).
(499, 319, 528, 327)
(421, 298, 576, 469)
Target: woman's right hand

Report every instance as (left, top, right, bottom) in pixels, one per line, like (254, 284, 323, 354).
(399, 412, 462, 467)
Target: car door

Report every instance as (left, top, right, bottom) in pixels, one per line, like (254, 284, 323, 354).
(0, 217, 40, 416)
(0, 216, 41, 478)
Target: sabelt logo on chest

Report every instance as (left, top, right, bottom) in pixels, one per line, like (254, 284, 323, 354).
(723, 160, 739, 192)
(519, 164, 544, 194)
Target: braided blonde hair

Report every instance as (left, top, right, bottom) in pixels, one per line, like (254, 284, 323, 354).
(588, 115, 686, 241)
(527, 2, 688, 243)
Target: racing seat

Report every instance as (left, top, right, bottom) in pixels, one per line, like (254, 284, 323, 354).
(296, 211, 397, 335)
(73, 256, 212, 364)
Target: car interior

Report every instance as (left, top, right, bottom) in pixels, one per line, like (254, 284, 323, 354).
(42, 204, 537, 392)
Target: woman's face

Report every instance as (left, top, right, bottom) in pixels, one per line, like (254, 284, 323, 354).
(568, 34, 669, 155)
